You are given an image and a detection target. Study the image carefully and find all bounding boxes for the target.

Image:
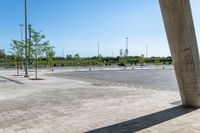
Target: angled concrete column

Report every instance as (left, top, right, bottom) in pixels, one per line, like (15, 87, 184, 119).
(159, 0, 200, 107)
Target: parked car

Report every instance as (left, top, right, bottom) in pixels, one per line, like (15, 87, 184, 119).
(118, 63, 126, 67)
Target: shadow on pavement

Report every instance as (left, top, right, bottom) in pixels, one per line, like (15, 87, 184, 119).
(86, 106, 197, 133)
(0, 75, 24, 84)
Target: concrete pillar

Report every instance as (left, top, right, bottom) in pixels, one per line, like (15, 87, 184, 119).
(159, 0, 200, 107)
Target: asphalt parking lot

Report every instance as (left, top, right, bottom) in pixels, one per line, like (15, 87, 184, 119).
(47, 68, 178, 91)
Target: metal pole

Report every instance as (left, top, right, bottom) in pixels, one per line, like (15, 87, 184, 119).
(125, 37, 128, 66)
(125, 37, 128, 56)
(97, 42, 100, 57)
(28, 24, 32, 67)
(24, 0, 29, 77)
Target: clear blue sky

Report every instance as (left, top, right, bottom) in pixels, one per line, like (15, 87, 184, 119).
(0, 0, 200, 57)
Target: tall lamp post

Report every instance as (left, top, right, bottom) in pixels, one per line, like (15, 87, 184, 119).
(19, 24, 24, 42)
(97, 42, 100, 57)
(28, 24, 32, 67)
(125, 37, 129, 66)
(24, 0, 29, 77)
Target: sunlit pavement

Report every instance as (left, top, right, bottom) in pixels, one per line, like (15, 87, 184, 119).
(0, 68, 200, 133)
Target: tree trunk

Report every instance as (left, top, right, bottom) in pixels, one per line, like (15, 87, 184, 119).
(35, 55, 38, 79)
(17, 61, 19, 76)
(16, 56, 20, 76)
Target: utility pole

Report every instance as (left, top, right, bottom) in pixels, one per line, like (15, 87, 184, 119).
(97, 42, 100, 57)
(125, 37, 129, 56)
(125, 37, 129, 66)
(24, 0, 29, 77)
(28, 24, 32, 67)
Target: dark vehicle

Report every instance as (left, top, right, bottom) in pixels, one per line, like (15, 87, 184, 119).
(118, 63, 126, 66)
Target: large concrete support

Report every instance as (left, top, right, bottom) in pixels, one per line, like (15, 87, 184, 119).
(159, 0, 200, 107)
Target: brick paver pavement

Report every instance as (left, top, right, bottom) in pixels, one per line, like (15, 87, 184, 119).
(0, 69, 200, 133)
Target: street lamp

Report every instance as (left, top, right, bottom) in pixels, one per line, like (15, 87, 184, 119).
(125, 37, 129, 56)
(28, 24, 32, 67)
(97, 42, 100, 57)
(125, 37, 129, 66)
(24, 0, 29, 77)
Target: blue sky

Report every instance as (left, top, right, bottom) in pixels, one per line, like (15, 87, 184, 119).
(0, 0, 200, 57)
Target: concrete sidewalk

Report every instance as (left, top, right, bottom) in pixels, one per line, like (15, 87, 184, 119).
(0, 69, 199, 133)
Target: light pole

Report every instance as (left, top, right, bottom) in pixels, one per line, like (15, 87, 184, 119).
(28, 24, 32, 67)
(24, 0, 29, 77)
(125, 37, 129, 56)
(125, 37, 129, 66)
(97, 42, 100, 57)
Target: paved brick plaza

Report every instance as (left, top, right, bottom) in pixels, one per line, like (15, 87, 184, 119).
(0, 69, 200, 133)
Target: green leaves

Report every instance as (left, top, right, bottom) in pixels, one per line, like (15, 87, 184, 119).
(138, 54, 145, 65)
(0, 49, 6, 61)
(74, 54, 80, 66)
(29, 28, 55, 78)
(10, 40, 25, 59)
(31, 30, 52, 58)
(155, 57, 160, 65)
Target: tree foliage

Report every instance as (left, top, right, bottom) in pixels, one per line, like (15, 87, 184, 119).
(10, 40, 24, 59)
(138, 54, 145, 65)
(155, 57, 160, 65)
(74, 53, 80, 65)
(10, 40, 24, 75)
(46, 46, 55, 70)
(0, 49, 6, 61)
(31, 30, 55, 78)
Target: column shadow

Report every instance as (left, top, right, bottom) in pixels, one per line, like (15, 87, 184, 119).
(86, 105, 197, 133)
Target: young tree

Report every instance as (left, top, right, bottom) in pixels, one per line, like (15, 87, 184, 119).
(119, 49, 123, 57)
(0, 49, 7, 67)
(155, 57, 160, 69)
(10, 40, 24, 76)
(31, 30, 49, 79)
(74, 54, 80, 71)
(46, 46, 55, 71)
(66, 54, 73, 60)
(0, 49, 6, 61)
(138, 54, 145, 66)
(118, 49, 126, 66)
(97, 54, 104, 67)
